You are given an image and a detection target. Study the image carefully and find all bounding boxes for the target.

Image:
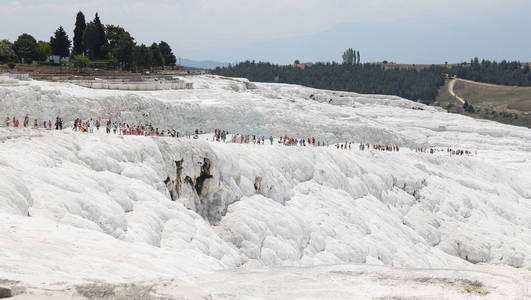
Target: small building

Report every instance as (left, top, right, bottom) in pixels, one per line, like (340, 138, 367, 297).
(46, 56, 70, 64)
(293, 62, 313, 70)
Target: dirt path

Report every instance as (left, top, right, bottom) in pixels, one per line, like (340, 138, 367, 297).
(448, 77, 524, 105)
(448, 78, 465, 104)
(456, 78, 514, 88)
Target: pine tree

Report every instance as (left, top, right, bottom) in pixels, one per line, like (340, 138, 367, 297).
(84, 13, 108, 59)
(83, 23, 98, 59)
(13, 33, 38, 63)
(93, 13, 108, 59)
(50, 26, 71, 59)
(133, 44, 152, 72)
(73, 11, 86, 56)
(159, 41, 176, 66)
(106, 25, 135, 69)
(0, 40, 17, 63)
(105, 25, 126, 50)
(150, 43, 164, 67)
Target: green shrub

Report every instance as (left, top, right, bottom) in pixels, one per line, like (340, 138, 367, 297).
(71, 55, 91, 69)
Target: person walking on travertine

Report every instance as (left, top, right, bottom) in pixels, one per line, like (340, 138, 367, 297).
(24, 114, 29, 127)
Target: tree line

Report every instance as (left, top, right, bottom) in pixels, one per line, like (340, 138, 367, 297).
(451, 58, 531, 86)
(212, 51, 531, 103)
(213, 60, 447, 103)
(0, 11, 177, 72)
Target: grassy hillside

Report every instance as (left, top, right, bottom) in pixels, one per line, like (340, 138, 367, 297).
(435, 79, 531, 128)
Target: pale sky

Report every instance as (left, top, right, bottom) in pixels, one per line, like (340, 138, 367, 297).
(1, 0, 530, 63)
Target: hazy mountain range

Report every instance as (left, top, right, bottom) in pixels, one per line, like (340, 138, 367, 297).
(182, 15, 531, 65)
(180, 59, 230, 70)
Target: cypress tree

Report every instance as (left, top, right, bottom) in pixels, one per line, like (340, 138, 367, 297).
(84, 13, 108, 59)
(342, 48, 354, 65)
(93, 13, 108, 59)
(83, 23, 98, 59)
(73, 11, 86, 56)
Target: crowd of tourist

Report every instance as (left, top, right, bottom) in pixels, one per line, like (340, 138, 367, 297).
(355, 143, 400, 152)
(416, 147, 475, 156)
(5, 115, 64, 130)
(3, 115, 476, 156)
(71, 118, 186, 138)
(279, 136, 327, 147)
(213, 129, 328, 147)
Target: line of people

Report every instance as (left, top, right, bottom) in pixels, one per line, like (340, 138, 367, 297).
(3, 115, 477, 157)
(5, 115, 64, 130)
(360, 143, 400, 152)
(335, 143, 400, 151)
(336, 142, 353, 150)
(416, 147, 475, 156)
(278, 136, 327, 147)
(212, 129, 328, 147)
(72, 118, 185, 138)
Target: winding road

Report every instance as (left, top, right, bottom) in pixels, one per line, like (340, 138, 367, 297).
(448, 78, 465, 104)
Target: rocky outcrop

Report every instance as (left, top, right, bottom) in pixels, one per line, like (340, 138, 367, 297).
(158, 140, 240, 224)
(0, 287, 11, 298)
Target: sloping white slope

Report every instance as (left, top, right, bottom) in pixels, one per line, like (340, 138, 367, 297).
(2, 75, 530, 151)
(0, 76, 530, 298)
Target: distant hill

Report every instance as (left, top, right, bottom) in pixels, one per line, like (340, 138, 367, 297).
(435, 78, 531, 128)
(213, 60, 531, 128)
(180, 59, 230, 70)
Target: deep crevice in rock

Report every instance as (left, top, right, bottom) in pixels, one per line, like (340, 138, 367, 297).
(173, 159, 184, 200)
(194, 158, 213, 196)
(254, 176, 262, 193)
